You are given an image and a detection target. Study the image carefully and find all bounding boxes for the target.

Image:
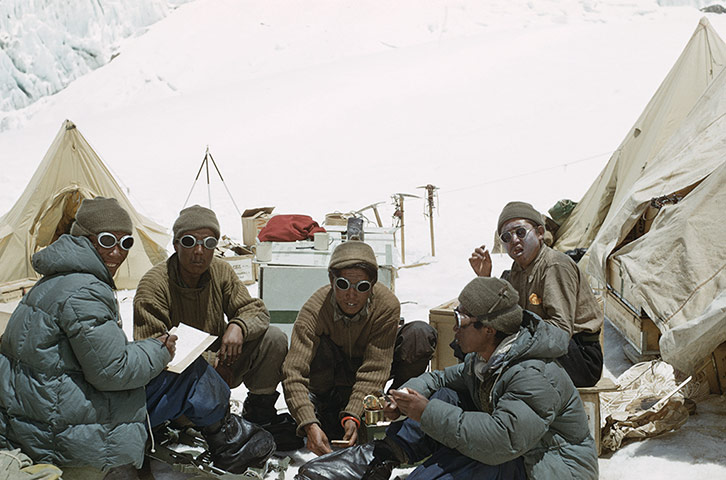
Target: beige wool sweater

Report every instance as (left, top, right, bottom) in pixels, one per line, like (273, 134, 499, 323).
(133, 254, 270, 342)
(282, 283, 400, 434)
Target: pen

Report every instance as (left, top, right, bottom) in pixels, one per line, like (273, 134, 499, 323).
(160, 331, 169, 349)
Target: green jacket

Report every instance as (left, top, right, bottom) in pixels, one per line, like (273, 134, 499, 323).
(0, 235, 169, 470)
(404, 311, 598, 479)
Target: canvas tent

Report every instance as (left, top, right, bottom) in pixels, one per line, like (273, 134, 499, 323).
(565, 19, 726, 377)
(0, 119, 170, 290)
(553, 17, 726, 253)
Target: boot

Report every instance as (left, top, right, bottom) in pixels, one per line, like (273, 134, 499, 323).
(201, 410, 275, 474)
(361, 439, 404, 480)
(243, 392, 304, 451)
(295, 443, 375, 480)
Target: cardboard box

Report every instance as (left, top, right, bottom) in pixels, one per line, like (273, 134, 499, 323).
(429, 298, 460, 371)
(241, 207, 274, 246)
(222, 255, 256, 285)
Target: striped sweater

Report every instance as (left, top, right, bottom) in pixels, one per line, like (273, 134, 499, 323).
(133, 254, 270, 342)
(282, 283, 400, 434)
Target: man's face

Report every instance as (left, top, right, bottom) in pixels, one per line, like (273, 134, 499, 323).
(90, 231, 131, 277)
(453, 307, 489, 355)
(174, 227, 216, 279)
(332, 267, 373, 316)
(500, 218, 544, 269)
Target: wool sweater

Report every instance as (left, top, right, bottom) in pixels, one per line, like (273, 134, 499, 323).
(133, 254, 270, 342)
(282, 283, 400, 434)
(508, 244, 602, 337)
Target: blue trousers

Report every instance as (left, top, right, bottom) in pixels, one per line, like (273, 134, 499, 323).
(387, 388, 526, 480)
(145, 357, 230, 428)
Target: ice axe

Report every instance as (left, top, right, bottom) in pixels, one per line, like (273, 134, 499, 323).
(391, 193, 421, 264)
(417, 184, 439, 256)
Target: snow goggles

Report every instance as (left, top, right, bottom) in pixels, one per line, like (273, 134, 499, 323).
(453, 307, 478, 329)
(334, 277, 372, 293)
(96, 232, 134, 251)
(179, 235, 218, 250)
(499, 226, 532, 244)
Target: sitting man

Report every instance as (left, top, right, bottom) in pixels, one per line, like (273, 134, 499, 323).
(283, 241, 437, 456)
(133, 205, 298, 449)
(0, 197, 271, 475)
(469, 201, 603, 387)
(297, 277, 599, 480)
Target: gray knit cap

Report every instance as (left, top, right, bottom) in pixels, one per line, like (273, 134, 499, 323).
(172, 205, 220, 240)
(497, 201, 544, 235)
(70, 197, 132, 236)
(457, 277, 522, 335)
(329, 240, 378, 271)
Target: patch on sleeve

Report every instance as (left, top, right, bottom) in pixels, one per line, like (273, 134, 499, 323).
(528, 293, 541, 306)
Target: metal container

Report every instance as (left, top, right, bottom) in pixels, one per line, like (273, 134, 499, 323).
(364, 409, 385, 425)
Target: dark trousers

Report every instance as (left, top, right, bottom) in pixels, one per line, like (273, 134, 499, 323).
(308, 321, 437, 439)
(558, 333, 603, 388)
(387, 388, 526, 480)
(145, 357, 230, 429)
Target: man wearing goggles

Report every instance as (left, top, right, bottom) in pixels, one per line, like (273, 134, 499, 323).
(297, 277, 598, 480)
(467, 201, 603, 387)
(283, 241, 437, 457)
(134, 205, 300, 451)
(0, 197, 256, 473)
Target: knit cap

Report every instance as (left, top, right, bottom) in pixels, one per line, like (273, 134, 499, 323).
(497, 201, 544, 235)
(172, 205, 220, 240)
(328, 240, 378, 271)
(70, 197, 132, 236)
(457, 277, 522, 335)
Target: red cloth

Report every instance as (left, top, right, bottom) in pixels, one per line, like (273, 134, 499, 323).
(257, 215, 326, 242)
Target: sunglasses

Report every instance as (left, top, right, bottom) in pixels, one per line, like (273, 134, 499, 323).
(96, 232, 134, 251)
(499, 226, 533, 244)
(334, 277, 372, 293)
(179, 235, 218, 250)
(453, 307, 478, 330)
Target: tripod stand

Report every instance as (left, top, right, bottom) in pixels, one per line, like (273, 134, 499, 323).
(183, 147, 242, 217)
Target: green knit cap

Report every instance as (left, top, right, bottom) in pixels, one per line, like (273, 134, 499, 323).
(458, 277, 522, 335)
(329, 240, 378, 271)
(497, 201, 544, 235)
(70, 197, 132, 236)
(172, 205, 220, 240)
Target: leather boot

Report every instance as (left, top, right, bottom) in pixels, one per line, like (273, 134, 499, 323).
(201, 410, 275, 474)
(243, 392, 304, 451)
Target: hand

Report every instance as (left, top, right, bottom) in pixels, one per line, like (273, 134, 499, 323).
(342, 419, 358, 447)
(382, 395, 402, 421)
(304, 423, 332, 456)
(159, 333, 178, 358)
(469, 245, 492, 277)
(219, 323, 243, 366)
(390, 388, 429, 423)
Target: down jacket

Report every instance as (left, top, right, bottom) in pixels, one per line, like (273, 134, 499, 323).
(404, 311, 599, 479)
(0, 235, 170, 470)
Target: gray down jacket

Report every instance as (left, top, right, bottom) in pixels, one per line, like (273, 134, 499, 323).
(403, 311, 599, 479)
(0, 234, 170, 470)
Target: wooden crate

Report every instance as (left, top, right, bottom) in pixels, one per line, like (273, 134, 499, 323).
(578, 377, 618, 456)
(603, 288, 661, 362)
(222, 255, 256, 285)
(0, 279, 36, 303)
(429, 298, 459, 371)
(693, 342, 726, 395)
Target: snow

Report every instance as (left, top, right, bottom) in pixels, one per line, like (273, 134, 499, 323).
(3, 0, 726, 478)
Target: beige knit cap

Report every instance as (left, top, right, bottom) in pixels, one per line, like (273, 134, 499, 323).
(172, 205, 220, 240)
(457, 277, 522, 335)
(328, 240, 378, 271)
(70, 197, 132, 236)
(497, 201, 544, 235)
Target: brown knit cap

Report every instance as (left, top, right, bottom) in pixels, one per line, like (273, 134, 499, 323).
(172, 205, 220, 240)
(329, 240, 378, 271)
(70, 197, 132, 236)
(458, 277, 522, 335)
(497, 201, 544, 235)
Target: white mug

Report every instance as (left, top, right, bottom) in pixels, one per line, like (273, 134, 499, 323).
(314, 232, 331, 251)
(256, 241, 272, 262)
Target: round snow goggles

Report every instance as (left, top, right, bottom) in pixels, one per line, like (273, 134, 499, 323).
(179, 234, 218, 250)
(453, 307, 478, 330)
(96, 232, 134, 251)
(499, 225, 533, 244)
(334, 277, 372, 293)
